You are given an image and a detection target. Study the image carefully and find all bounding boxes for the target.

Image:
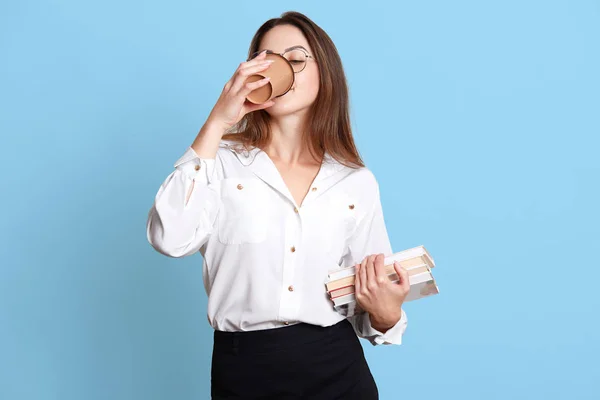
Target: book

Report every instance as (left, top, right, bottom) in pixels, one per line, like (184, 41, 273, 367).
(326, 245, 435, 283)
(333, 270, 439, 307)
(329, 264, 431, 299)
(325, 245, 435, 292)
(325, 245, 439, 318)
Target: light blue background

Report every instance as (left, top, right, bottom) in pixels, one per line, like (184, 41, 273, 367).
(1, 1, 598, 399)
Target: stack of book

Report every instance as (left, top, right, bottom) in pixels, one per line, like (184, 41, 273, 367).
(325, 245, 439, 317)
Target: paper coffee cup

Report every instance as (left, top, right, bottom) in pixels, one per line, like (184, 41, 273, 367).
(245, 53, 295, 104)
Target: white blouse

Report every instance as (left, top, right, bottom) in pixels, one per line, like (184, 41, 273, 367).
(146, 139, 407, 346)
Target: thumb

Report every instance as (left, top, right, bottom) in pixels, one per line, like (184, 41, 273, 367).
(393, 261, 410, 292)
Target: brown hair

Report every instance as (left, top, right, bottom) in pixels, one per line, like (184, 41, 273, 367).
(223, 11, 364, 168)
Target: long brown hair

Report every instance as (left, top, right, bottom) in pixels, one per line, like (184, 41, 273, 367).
(223, 11, 364, 169)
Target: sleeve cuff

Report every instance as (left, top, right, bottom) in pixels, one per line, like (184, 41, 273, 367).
(362, 308, 408, 346)
(174, 147, 217, 184)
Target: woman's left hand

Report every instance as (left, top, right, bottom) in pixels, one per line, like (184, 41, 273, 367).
(354, 253, 410, 332)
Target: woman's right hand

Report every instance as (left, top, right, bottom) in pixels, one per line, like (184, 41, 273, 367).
(206, 50, 276, 132)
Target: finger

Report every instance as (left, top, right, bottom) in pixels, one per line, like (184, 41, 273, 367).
(220, 51, 270, 104)
(231, 61, 275, 93)
(359, 257, 369, 294)
(230, 53, 271, 87)
(238, 76, 272, 98)
(250, 49, 268, 61)
(237, 51, 269, 72)
(373, 253, 387, 284)
(224, 60, 260, 94)
(244, 99, 275, 113)
(238, 73, 272, 97)
(354, 263, 362, 294)
(394, 261, 410, 293)
(239, 61, 274, 78)
(365, 254, 377, 289)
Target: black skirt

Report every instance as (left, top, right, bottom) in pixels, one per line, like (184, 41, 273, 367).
(211, 318, 379, 399)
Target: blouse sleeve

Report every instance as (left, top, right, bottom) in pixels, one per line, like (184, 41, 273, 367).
(146, 147, 222, 258)
(341, 176, 408, 346)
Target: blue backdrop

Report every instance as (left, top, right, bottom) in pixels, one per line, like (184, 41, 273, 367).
(1, 1, 598, 399)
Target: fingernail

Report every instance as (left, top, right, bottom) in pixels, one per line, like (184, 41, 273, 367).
(262, 60, 275, 64)
(262, 76, 271, 81)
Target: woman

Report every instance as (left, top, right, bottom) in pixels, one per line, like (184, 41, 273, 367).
(147, 11, 410, 399)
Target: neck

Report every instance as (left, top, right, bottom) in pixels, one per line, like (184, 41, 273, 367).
(264, 114, 318, 165)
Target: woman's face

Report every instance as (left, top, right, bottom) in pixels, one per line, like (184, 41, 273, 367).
(256, 24, 320, 118)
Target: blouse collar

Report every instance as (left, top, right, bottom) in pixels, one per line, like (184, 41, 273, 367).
(220, 139, 354, 206)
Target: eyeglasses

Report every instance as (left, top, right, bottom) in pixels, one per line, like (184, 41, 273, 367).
(248, 46, 315, 73)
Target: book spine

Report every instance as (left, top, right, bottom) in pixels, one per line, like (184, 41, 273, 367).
(326, 265, 357, 282)
(329, 272, 401, 298)
(333, 293, 356, 306)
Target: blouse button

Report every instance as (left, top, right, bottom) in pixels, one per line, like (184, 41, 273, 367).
(293, 207, 299, 213)
(311, 187, 317, 192)
(288, 285, 294, 292)
(237, 184, 244, 190)
(290, 246, 296, 253)
(194, 164, 201, 171)
(283, 321, 290, 325)
(349, 204, 355, 210)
